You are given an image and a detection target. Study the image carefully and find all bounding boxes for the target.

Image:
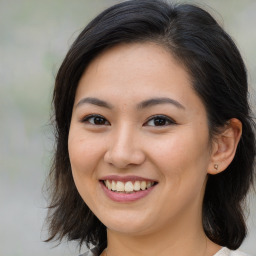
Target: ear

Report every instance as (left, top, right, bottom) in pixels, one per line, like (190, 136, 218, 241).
(207, 118, 242, 175)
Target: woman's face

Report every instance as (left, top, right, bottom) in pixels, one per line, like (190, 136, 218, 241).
(68, 43, 214, 235)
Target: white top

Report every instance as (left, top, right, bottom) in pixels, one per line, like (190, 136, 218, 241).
(80, 247, 252, 256)
(214, 247, 252, 256)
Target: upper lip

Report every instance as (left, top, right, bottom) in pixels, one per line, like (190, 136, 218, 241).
(100, 175, 158, 183)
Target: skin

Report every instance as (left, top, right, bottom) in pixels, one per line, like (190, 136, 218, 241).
(68, 43, 242, 256)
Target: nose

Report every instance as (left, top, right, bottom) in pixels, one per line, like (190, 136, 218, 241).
(104, 125, 146, 169)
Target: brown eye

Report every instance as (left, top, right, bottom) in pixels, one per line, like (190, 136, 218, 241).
(145, 115, 176, 127)
(153, 118, 168, 126)
(83, 115, 110, 125)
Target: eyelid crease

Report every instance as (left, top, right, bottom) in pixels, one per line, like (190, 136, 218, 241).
(80, 114, 177, 127)
(81, 114, 111, 125)
(144, 114, 177, 126)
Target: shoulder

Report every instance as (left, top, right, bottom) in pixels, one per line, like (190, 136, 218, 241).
(215, 247, 252, 256)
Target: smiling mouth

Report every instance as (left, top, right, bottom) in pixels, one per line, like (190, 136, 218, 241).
(101, 180, 158, 193)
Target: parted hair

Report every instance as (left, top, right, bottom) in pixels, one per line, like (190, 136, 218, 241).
(45, 0, 256, 255)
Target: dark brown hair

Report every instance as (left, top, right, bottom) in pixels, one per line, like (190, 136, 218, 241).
(45, 0, 256, 254)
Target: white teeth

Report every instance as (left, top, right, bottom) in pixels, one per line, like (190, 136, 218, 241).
(140, 181, 146, 190)
(116, 181, 125, 192)
(106, 180, 111, 190)
(124, 181, 134, 192)
(104, 180, 155, 192)
(146, 181, 152, 189)
(111, 180, 116, 190)
(134, 181, 141, 191)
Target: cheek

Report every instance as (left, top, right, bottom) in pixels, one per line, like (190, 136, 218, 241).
(68, 128, 102, 173)
(68, 129, 102, 207)
(149, 131, 210, 215)
(150, 128, 210, 182)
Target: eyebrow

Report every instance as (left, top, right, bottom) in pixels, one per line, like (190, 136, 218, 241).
(75, 97, 185, 110)
(137, 97, 185, 110)
(75, 97, 114, 109)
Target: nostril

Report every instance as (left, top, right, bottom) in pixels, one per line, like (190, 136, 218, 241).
(104, 147, 146, 168)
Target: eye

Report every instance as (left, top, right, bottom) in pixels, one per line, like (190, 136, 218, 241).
(144, 115, 176, 127)
(82, 114, 110, 125)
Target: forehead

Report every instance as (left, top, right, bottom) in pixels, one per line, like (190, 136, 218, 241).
(74, 42, 204, 112)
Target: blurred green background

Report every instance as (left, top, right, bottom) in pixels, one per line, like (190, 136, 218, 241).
(0, 0, 255, 255)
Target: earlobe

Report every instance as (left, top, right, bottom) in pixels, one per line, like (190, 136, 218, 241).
(207, 118, 242, 175)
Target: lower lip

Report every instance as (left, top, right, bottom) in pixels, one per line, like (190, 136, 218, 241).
(100, 182, 156, 202)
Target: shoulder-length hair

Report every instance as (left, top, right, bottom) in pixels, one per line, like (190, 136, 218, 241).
(45, 0, 256, 254)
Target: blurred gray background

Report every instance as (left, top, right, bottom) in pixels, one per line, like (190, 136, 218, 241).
(0, 0, 255, 255)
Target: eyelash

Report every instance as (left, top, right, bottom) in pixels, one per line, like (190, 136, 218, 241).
(81, 114, 176, 127)
(82, 114, 110, 126)
(145, 115, 177, 127)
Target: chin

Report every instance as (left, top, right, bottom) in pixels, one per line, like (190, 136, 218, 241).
(97, 210, 155, 235)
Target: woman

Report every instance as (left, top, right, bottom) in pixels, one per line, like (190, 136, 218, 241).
(45, 1, 256, 255)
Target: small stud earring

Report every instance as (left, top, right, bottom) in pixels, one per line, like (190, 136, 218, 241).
(214, 164, 218, 171)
